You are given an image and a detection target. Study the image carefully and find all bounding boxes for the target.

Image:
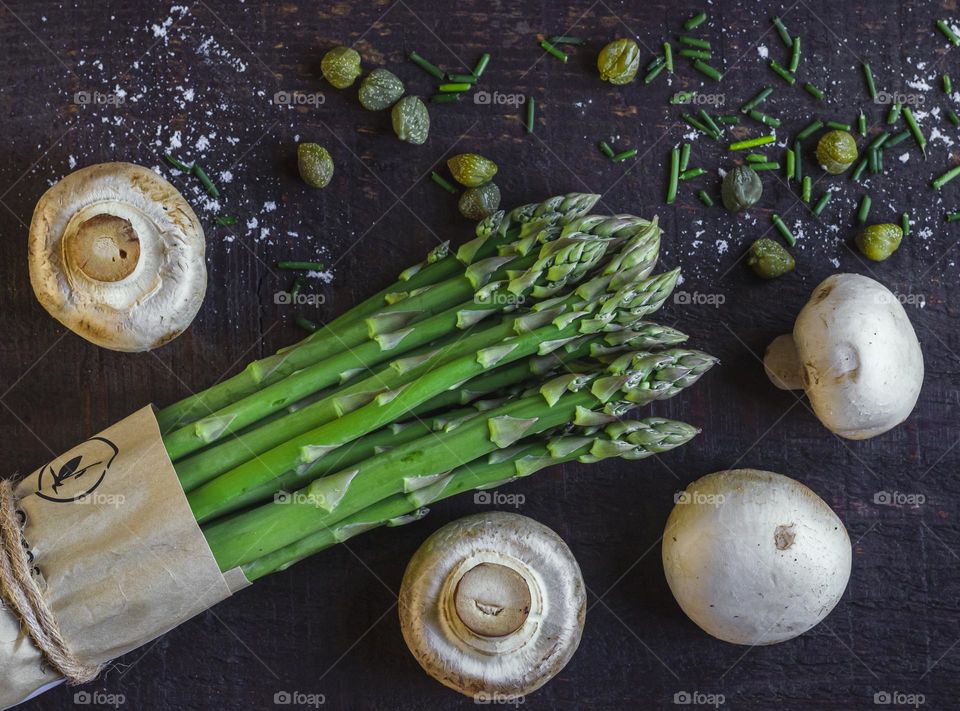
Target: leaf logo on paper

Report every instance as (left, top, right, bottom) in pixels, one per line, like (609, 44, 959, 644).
(36, 436, 119, 503)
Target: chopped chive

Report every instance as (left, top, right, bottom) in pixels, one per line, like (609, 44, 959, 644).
(680, 167, 706, 180)
(868, 147, 880, 174)
(804, 83, 824, 100)
(539, 39, 568, 62)
(215, 215, 238, 226)
(886, 102, 902, 125)
(644, 61, 667, 84)
(746, 153, 768, 163)
(851, 157, 869, 182)
(772, 16, 792, 47)
(684, 11, 708, 30)
(679, 48, 712, 59)
(877, 148, 884, 174)
(771, 213, 796, 246)
(796, 119, 824, 141)
(858, 110, 867, 137)
(599, 140, 615, 158)
(740, 86, 774, 114)
(857, 194, 872, 224)
(439, 82, 472, 92)
(812, 190, 832, 216)
(679, 143, 691, 172)
(295, 315, 319, 333)
(749, 109, 781, 128)
(729, 134, 776, 150)
(525, 96, 535, 133)
(693, 59, 722, 81)
(947, 211, 960, 222)
(278, 261, 326, 270)
(902, 212, 910, 236)
(646, 55, 666, 71)
(547, 36, 584, 46)
(430, 93, 460, 103)
(945, 75, 953, 94)
(862, 62, 877, 100)
(681, 112, 719, 139)
(679, 36, 711, 50)
(715, 115, 741, 124)
(446, 73, 477, 84)
(768, 60, 796, 85)
(794, 140, 802, 182)
(936, 19, 960, 47)
(612, 148, 638, 162)
(192, 164, 219, 198)
(473, 53, 491, 77)
(902, 106, 927, 157)
(698, 109, 723, 136)
(750, 161, 780, 171)
(826, 120, 852, 131)
(164, 153, 191, 172)
(789, 36, 801, 73)
(431, 171, 458, 194)
(884, 130, 910, 148)
(949, 110, 960, 126)
(289, 274, 306, 299)
(786, 148, 796, 181)
(697, 190, 714, 206)
(664, 42, 674, 72)
(409, 51, 444, 80)
(802, 175, 812, 203)
(932, 164, 960, 189)
(671, 91, 697, 104)
(667, 147, 680, 204)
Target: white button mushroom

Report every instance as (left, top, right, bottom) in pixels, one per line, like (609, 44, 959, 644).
(398, 512, 585, 700)
(763, 273, 923, 439)
(662, 469, 851, 646)
(28, 162, 207, 352)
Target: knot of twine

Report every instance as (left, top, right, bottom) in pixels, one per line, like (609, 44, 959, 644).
(0, 478, 101, 685)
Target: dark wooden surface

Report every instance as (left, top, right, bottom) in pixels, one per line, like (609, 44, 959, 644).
(1, 1, 959, 709)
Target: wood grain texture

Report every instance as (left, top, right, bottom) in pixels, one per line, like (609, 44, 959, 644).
(1, 0, 958, 709)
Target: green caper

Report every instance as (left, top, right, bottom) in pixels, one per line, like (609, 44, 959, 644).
(747, 238, 795, 279)
(358, 68, 404, 110)
(597, 39, 640, 85)
(458, 182, 501, 220)
(391, 96, 430, 144)
(297, 143, 334, 188)
(321, 46, 362, 89)
(447, 153, 498, 187)
(816, 130, 858, 174)
(856, 223, 903, 261)
(721, 165, 763, 212)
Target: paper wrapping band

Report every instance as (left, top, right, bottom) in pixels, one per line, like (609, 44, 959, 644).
(0, 406, 250, 709)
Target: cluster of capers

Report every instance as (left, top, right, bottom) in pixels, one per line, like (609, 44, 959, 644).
(445, 153, 501, 220)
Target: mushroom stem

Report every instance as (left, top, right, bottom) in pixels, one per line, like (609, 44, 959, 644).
(763, 333, 804, 391)
(453, 562, 532, 638)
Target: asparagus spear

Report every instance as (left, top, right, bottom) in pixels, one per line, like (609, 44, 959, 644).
(240, 417, 699, 580)
(204, 348, 716, 570)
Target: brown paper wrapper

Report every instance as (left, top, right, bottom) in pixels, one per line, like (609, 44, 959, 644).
(0, 406, 248, 708)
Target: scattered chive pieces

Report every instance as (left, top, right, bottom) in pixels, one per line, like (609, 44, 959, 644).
(932, 164, 960, 189)
(902, 212, 910, 236)
(741, 86, 774, 114)
(886, 102, 903, 125)
(671, 91, 696, 104)
(446, 73, 477, 84)
(949, 110, 960, 127)
(794, 140, 802, 182)
(716, 115, 741, 124)
(547, 36, 584, 45)
(539, 39, 568, 62)
(826, 120, 852, 131)
(698, 109, 723, 136)
(679, 48, 712, 59)
(679, 36, 711, 50)
(786, 148, 796, 181)
(772, 213, 796, 246)
(750, 162, 780, 171)
(295, 315, 319, 333)
(858, 110, 867, 137)
(409, 51, 444, 80)
(215, 215, 238, 226)
(473, 53, 491, 77)
(884, 130, 910, 148)
(289, 274, 306, 299)
(431, 171, 458, 194)
(789, 36, 801, 73)
(666, 147, 680, 204)
(644, 61, 667, 84)
(681, 112, 718, 139)
(684, 11, 708, 30)
(164, 153, 191, 172)
(599, 140, 615, 158)
(698, 190, 714, 206)
(802, 175, 812, 203)
(679, 167, 706, 180)
(862, 62, 878, 100)
(902, 106, 927, 156)
(851, 157, 869, 182)
(526, 96, 535, 133)
(746, 153, 768, 163)
(947, 211, 960, 222)
(664, 42, 674, 72)
(768, 60, 796, 85)
(936, 19, 960, 47)
(945, 75, 953, 94)
(430, 93, 460, 103)
(857, 194, 872, 224)
(749, 109, 781, 128)
(439, 82, 471, 92)
(729, 134, 776, 151)
(278, 261, 326, 270)
(804, 83, 824, 100)
(679, 143, 691, 172)
(869, 148, 880, 174)
(772, 16, 792, 47)
(693, 59, 722, 81)
(192, 164, 219, 198)
(813, 191, 832, 216)
(612, 148, 639, 162)
(647, 55, 666, 71)
(796, 119, 824, 141)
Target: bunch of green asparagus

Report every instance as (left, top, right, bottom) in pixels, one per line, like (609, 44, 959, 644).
(155, 193, 716, 580)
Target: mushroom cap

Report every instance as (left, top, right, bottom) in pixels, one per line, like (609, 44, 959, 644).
(663, 469, 851, 645)
(28, 162, 206, 352)
(398, 511, 585, 700)
(793, 273, 923, 439)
